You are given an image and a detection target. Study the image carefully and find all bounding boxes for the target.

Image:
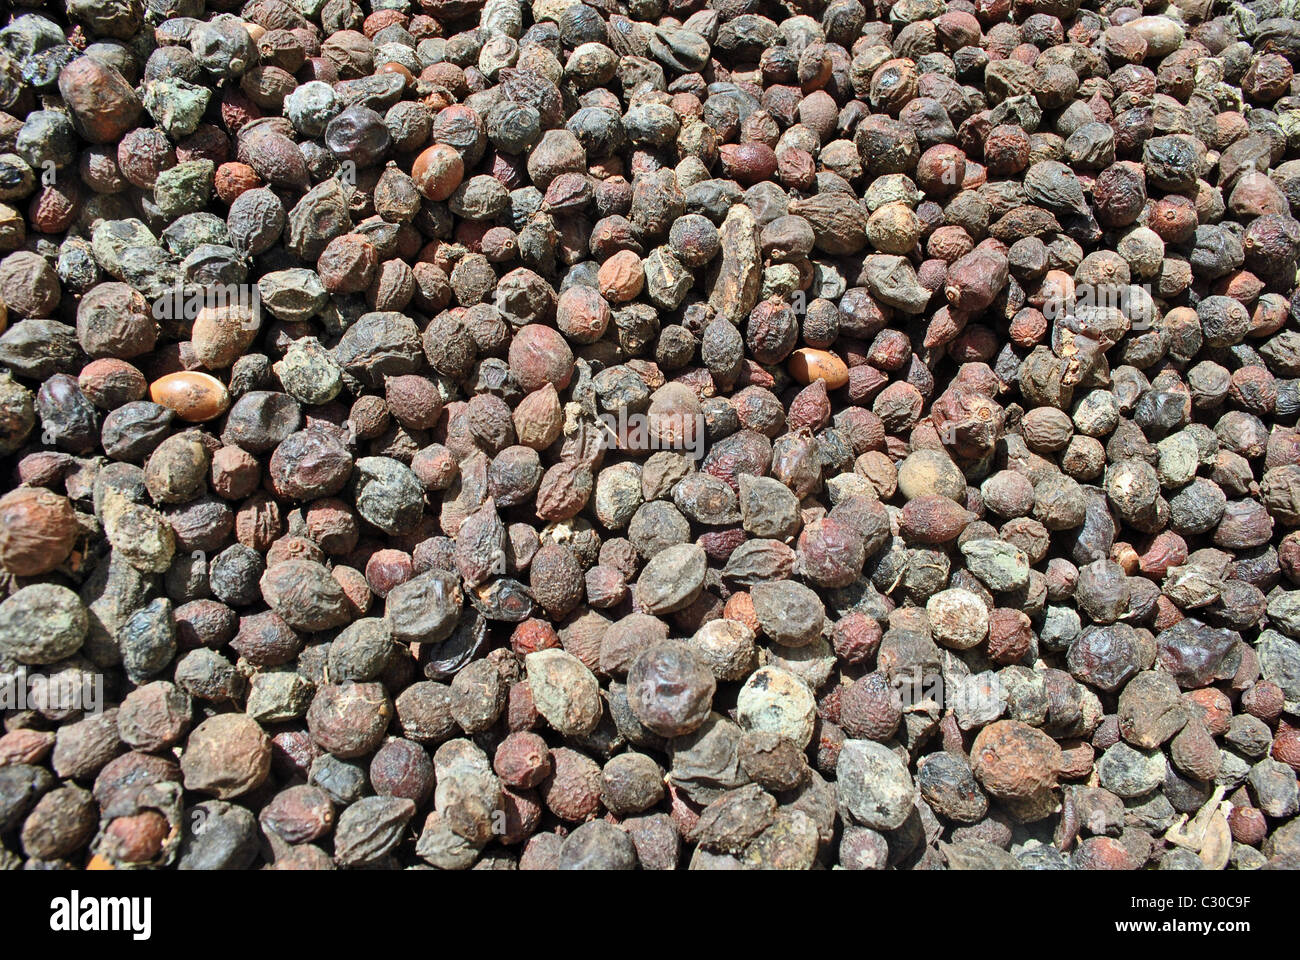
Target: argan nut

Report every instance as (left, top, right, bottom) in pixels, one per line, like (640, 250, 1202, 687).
(58, 57, 142, 144)
(78, 359, 148, 409)
(787, 348, 848, 389)
(150, 372, 231, 422)
(597, 249, 644, 304)
(412, 144, 464, 201)
(0, 487, 78, 575)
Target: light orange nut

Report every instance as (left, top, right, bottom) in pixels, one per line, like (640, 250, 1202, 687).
(787, 348, 848, 389)
(150, 371, 231, 422)
(596, 249, 644, 303)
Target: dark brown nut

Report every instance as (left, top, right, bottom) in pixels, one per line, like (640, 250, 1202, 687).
(21, 785, 97, 861)
(751, 580, 825, 648)
(987, 608, 1033, 664)
(840, 673, 902, 741)
(118, 682, 192, 751)
(307, 682, 393, 759)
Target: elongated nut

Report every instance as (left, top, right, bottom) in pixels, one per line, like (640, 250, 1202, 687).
(787, 348, 848, 389)
(150, 371, 230, 422)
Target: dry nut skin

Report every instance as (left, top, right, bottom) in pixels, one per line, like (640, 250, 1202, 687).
(525, 649, 601, 737)
(0, 488, 77, 576)
(180, 714, 271, 800)
(0, 0, 1296, 875)
(627, 641, 716, 738)
(971, 721, 1062, 802)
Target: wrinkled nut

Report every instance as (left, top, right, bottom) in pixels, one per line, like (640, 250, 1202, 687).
(0, 0, 1297, 876)
(597, 250, 644, 304)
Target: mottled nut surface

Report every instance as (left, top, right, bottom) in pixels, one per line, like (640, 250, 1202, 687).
(180, 713, 271, 799)
(737, 666, 816, 748)
(627, 640, 716, 738)
(525, 649, 601, 736)
(971, 720, 1062, 801)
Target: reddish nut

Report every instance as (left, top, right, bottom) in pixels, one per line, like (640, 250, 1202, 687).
(493, 731, 552, 789)
(0, 728, 55, 765)
(915, 144, 966, 197)
(211, 445, 260, 500)
(831, 611, 882, 665)
(412, 143, 464, 201)
(214, 162, 263, 204)
(1272, 721, 1300, 773)
(719, 142, 778, 185)
(333, 565, 372, 617)
(78, 358, 147, 409)
(1008, 308, 1047, 349)
(1073, 836, 1139, 870)
(59, 57, 142, 144)
(555, 285, 612, 344)
(317, 234, 378, 294)
(29, 182, 81, 234)
(1242, 680, 1284, 723)
(1137, 531, 1187, 578)
(101, 811, 171, 864)
(385, 374, 444, 430)
(508, 324, 574, 392)
(0, 487, 78, 576)
(1056, 740, 1095, 779)
(365, 549, 414, 598)
(1183, 688, 1232, 737)
(596, 249, 644, 304)
(927, 225, 975, 263)
(970, 720, 1061, 801)
(777, 147, 817, 190)
(723, 592, 759, 633)
(986, 608, 1033, 664)
(899, 495, 975, 544)
(511, 618, 560, 656)
(983, 125, 1030, 176)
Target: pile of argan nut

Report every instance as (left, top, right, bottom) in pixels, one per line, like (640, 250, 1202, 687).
(0, 0, 1299, 870)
